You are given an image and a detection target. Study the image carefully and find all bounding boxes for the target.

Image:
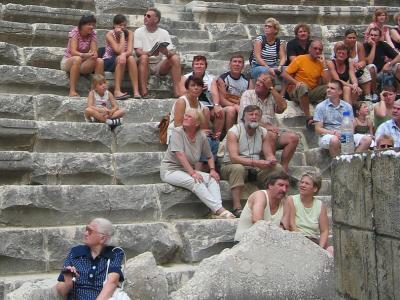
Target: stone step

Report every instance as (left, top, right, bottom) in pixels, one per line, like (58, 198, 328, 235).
(0, 118, 166, 152)
(0, 219, 237, 275)
(0, 150, 308, 185)
(0, 65, 174, 97)
(0, 0, 95, 10)
(160, 263, 198, 294)
(186, 2, 399, 25)
(178, 0, 399, 5)
(0, 93, 174, 123)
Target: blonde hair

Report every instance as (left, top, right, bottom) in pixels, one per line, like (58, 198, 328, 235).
(301, 171, 322, 194)
(265, 17, 280, 34)
(334, 41, 350, 55)
(186, 108, 205, 129)
(394, 12, 400, 23)
(373, 8, 388, 22)
(91, 74, 107, 90)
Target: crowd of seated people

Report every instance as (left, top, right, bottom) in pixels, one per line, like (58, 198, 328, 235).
(59, 7, 400, 248)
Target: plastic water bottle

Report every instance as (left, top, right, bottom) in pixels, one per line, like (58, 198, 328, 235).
(340, 111, 354, 154)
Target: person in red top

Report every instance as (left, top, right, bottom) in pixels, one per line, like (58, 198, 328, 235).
(282, 40, 330, 126)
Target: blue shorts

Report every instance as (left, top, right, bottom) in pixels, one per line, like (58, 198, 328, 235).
(104, 55, 117, 72)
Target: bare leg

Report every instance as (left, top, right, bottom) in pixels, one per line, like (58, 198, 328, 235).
(138, 54, 150, 97)
(231, 186, 243, 210)
(127, 56, 140, 97)
(299, 94, 311, 117)
(355, 135, 372, 152)
(159, 54, 182, 97)
(360, 81, 371, 96)
(342, 86, 351, 104)
(224, 105, 237, 132)
(85, 107, 107, 122)
(68, 56, 82, 96)
(278, 131, 299, 172)
(110, 108, 125, 119)
(114, 55, 127, 98)
(369, 66, 377, 94)
(329, 136, 341, 157)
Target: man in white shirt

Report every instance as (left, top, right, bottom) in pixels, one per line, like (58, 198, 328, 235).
(134, 8, 182, 97)
(376, 99, 400, 147)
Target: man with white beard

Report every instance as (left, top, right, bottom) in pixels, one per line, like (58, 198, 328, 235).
(238, 73, 299, 172)
(220, 105, 284, 217)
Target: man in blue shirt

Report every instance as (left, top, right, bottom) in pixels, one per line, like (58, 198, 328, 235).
(313, 80, 372, 156)
(56, 218, 124, 300)
(376, 99, 400, 148)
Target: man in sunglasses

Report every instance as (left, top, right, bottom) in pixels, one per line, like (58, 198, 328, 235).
(134, 8, 182, 98)
(376, 99, 400, 148)
(282, 40, 330, 127)
(376, 134, 394, 149)
(56, 218, 124, 299)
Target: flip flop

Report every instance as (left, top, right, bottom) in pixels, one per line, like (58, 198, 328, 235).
(115, 93, 129, 100)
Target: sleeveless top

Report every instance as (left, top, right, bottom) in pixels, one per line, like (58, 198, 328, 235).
(374, 115, 391, 130)
(103, 29, 128, 59)
(166, 95, 204, 144)
(333, 59, 350, 82)
(234, 190, 284, 241)
(354, 118, 369, 134)
(392, 28, 400, 51)
(93, 90, 110, 108)
(63, 27, 96, 59)
(292, 194, 322, 238)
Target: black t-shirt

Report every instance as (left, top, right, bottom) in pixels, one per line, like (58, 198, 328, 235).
(286, 38, 311, 65)
(364, 41, 398, 72)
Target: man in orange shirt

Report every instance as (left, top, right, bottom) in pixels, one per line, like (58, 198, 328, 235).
(282, 40, 330, 127)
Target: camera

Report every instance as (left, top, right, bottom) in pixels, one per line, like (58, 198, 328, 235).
(355, 69, 364, 78)
(247, 168, 258, 182)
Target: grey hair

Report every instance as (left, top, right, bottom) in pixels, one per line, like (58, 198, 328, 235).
(91, 218, 113, 244)
(394, 99, 400, 106)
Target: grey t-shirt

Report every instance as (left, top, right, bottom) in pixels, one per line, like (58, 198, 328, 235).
(160, 126, 212, 172)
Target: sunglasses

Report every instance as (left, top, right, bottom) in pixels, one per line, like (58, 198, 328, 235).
(379, 144, 393, 149)
(144, 13, 152, 18)
(85, 225, 106, 236)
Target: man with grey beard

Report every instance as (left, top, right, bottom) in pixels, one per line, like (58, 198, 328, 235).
(238, 73, 299, 172)
(220, 105, 284, 217)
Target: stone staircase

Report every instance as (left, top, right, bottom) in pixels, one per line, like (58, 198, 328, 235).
(0, 0, 398, 298)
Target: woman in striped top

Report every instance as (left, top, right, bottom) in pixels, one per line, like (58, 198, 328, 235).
(250, 17, 286, 81)
(103, 14, 140, 100)
(60, 14, 104, 97)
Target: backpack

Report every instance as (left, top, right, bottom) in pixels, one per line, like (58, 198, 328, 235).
(249, 35, 280, 65)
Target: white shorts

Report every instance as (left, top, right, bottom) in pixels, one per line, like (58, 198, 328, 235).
(354, 133, 375, 148)
(319, 133, 375, 149)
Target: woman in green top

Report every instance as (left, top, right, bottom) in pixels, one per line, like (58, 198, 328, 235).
(287, 172, 333, 255)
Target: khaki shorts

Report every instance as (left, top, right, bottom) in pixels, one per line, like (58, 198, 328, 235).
(289, 83, 326, 104)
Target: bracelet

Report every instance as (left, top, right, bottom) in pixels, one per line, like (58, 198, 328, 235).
(210, 167, 215, 171)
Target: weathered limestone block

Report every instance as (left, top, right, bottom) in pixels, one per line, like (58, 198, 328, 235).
(205, 23, 248, 41)
(331, 154, 373, 230)
(0, 93, 34, 120)
(172, 222, 334, 299)
(35, 121, 113, 152)
(0, 118, 37, 151)
(3, 4, 89, 26)
(117, 98, 173, 123)
(375, 235, 400, 300)
(0, 42, 21, 65)
(124, 252, 169, 300)
(0, 20, 33, 47)
(24, 47, 64, 69)
(31, 152, 114, 185)
(161, 264, 198, 294)
(186, 1, 240, 23)
(371, 153, 400, 239)
(5, 279, 62, 300)
(0, 151, 33, 184)
(114, 152, 163, 184)
(174, 219, 237, 263)
(0, 185, 161, 226)
(334, 225, 377, 299)
(94, 0, 149, 15)
(115, 122, 164, 152)
(34, 94, 87, 122)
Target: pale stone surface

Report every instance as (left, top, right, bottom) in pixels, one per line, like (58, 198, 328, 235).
(0, 41, 21, 65)
(24, 46, 64, 69)
(175, 219, 237, 263)
(0, 93, 34, 120)
(172, 222, 334, 300)
(0, 118, 37, 151)
(161, 264, 198, 294)
(115, 122, 164, 152)
(124, 252, 169, 300)
(204, 23, 248, 40)
(5, 279, 62, 300)
(94, 0, 149, 14)
(35, 121, 113, 152)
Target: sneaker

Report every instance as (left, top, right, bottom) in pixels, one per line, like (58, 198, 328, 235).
(371, 93, 379, 103)
(364, 94, 373, 102)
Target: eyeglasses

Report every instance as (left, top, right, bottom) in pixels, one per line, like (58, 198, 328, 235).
(144, 13, 152, 18)
(85, 225, 106, 236)
(379, 144, 393, 149)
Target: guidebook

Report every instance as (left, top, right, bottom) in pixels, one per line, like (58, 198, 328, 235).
(149, 41, 170, 56)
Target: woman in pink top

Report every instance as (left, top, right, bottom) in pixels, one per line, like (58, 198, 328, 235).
(103, 14, 140, 99)
(61, 14, 104, 97)
(364, 8, 395, 49)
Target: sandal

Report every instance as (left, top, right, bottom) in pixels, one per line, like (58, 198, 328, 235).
(212, 210, 236, 219)
(232, 208, 243, 218)
(115, 93, 129, 100)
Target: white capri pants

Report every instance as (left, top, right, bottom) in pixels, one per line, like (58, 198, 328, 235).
(160, 170, 223, 213)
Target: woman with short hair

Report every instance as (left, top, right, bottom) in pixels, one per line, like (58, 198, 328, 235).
(160, 109, 235, 219)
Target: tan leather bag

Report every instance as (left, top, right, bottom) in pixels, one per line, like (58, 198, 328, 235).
(158, 113, 170, 144)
